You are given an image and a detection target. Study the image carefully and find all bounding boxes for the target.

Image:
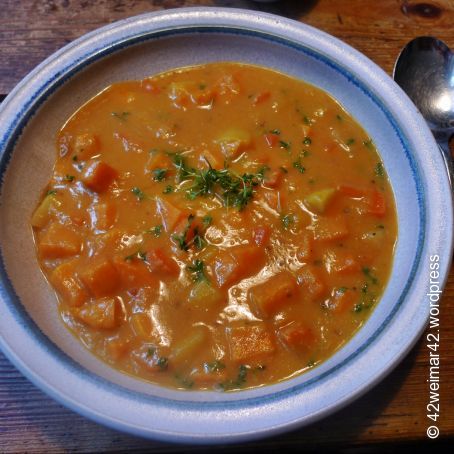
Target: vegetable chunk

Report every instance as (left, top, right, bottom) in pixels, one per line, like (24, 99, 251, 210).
(39, 224, 81, 259)
(75, 297, 122, 329)
(227, 324, 275, 362)
(80, 259, 119, 297)
(50, 260, 87, 307)
(82, 160, 118, 193)
(249, 271, 298, 317)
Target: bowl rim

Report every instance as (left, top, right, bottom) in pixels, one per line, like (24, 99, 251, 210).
(0, 6, 452, 444)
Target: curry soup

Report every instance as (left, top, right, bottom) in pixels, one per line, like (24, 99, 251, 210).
(31, 63, 397, 391)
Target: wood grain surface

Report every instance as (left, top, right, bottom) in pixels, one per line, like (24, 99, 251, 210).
(1, 1, 454, 452)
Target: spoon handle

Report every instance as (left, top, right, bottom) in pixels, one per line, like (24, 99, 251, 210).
(437, 142, 454, 188)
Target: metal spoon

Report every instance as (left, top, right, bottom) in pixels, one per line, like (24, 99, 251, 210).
(393, 36, 454, 180)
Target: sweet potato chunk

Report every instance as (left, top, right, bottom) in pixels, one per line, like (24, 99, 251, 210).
(80, 259, 119, 297)
(156, 197, 186, 233)
(227, 324, 275, 362)
(213, 245, 263, 288)
(278, 322, 315, 351)
(113, 256, 156, 289)
(75, 297, 121, 329)
(92, 201, 117, 230)
(145, 248, 180, 275)
(50, 260, 87, 307)
(82, 160, 118, 193)
(39, 224, 81, 259)
(249, 271, 298, 318)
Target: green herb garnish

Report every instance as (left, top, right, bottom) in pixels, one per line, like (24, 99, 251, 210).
(187, 259, 208, 283)
(111, 111, 130, 122)
(153, 168, 168, 182)
(131, 187, 145, 201)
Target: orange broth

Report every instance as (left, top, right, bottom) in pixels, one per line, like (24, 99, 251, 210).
(31, 63, 397, 391)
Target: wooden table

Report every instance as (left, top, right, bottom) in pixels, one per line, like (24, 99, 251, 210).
(1, 1, 453, 452)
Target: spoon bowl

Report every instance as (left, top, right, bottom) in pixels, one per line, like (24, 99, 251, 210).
(393, 36, 454, 148)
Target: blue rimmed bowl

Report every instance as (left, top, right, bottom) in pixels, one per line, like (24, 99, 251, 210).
(0, 7, 452, 444)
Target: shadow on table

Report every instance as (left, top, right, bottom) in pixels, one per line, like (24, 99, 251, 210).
(213, 0, 319, 19)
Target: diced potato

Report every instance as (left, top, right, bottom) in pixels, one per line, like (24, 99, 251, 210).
(171, 327, 207, 363)
(215, 128, 252, 160)
(213, 245, 263, 288)
(304, 188, 336, 214)
(80, 259, 119, 297)
(39, 224, 82, 259)
(326, 288, 358, 313)
(92, 201, 117, 230)
(31, 193, 61, 228)
(297, 265, 326, 300)
(156, 197, 185, 232)
(227, 324, 275, 362)
(82, 160, 118, 193)
(50, 259, 87, 307)
(313, 215, 349, 241)
(73, 133, 100, 160)
(113, 256, 156, 289)
(75, 297, 122, 329)
(189, 281, 223, 310)
(130, 312, 153, 339)
(278, 322, 315, 350)
(249, 271, 298, 318)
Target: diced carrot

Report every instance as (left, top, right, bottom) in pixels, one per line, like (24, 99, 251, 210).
(92, 201, 117, 230)
(156, 197, 186, 232)
(263, 133, 280, 148)
(112, 255, 156, 289)
(82, 160, 118, 193)
(313, 215, 349, 241)
(75, 297, 122, 329)
(249, 271, 298, 318)
(367, 190, 386, 217)
(326, 250, 360, 274)
(145, 248, 180, 275)
(168, 82, 191, 109)
(278, 322, 315, 350)
(50, 260, 88, 307)
(72, 133, 100, 160)
(80, 259, 119, 297)
(338, 185, 365, 198)
(252, 225, 271, 246)
(327, 288, 358, 313)
(227, 324, 275, 362)
(213, 245, 264, 288)
(39, 224, 81, 259)
(297, 265, 326, 300)
(253, 91, 271, 105)
(264, 169, 283, 188)
(296, 232, 313, 262)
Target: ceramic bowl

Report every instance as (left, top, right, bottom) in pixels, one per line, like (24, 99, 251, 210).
(0, 7, 452, 444)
